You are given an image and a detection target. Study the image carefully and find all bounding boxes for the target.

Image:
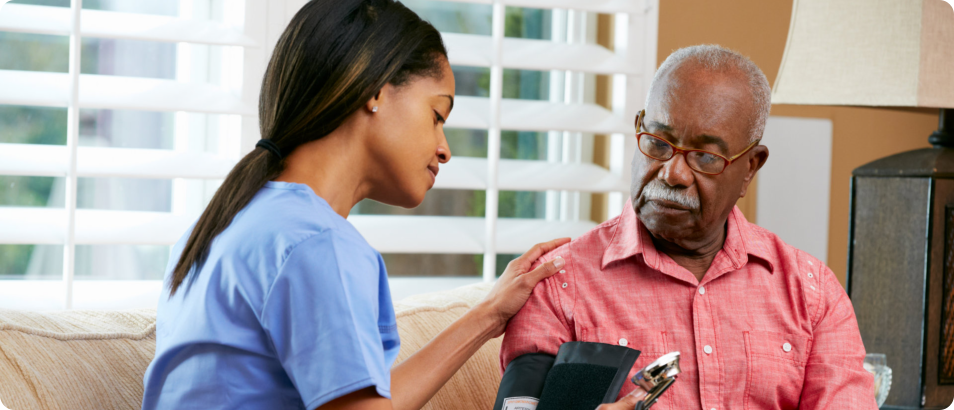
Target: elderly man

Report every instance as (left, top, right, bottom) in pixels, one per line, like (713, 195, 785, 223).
(500, 45, 877, 409)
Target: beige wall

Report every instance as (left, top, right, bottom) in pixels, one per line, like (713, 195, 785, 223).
(657, 0, 939, 285)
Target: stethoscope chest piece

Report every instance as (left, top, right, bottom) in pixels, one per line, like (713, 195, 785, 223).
(632, 351, 681, 410)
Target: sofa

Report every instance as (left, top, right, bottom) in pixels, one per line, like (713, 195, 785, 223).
(0, 282, 501, 410)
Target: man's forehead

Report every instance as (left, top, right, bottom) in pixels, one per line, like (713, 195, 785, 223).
(645, 70, 754, 151)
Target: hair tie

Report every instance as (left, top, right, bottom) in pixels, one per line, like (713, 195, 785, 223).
(256, 139, 283, 159)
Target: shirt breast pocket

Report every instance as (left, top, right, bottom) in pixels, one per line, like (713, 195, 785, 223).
(743, 330, 810, 410)
(583, 327, 673, 410)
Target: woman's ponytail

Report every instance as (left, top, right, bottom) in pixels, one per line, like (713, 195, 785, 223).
(168, 150, 281, 294)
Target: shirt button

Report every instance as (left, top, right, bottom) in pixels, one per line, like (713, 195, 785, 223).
(562, 282, 568, 289)
(807, 272, 813, 278)
(619, 338, 628, 347)
(808, 260, 813, 266)
(698, 286, 706, 295)
(704, 345, 712, 354)
(783, 342, 792, 352)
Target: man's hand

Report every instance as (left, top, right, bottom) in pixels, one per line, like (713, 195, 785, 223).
(479, 237, 571, 337)
(595, 387, 648, 410)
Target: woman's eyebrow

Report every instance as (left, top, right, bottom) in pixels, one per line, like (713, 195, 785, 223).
(439, 94, 454, 111)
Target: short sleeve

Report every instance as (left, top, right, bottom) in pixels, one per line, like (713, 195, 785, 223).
(799, 265, 878, 409)
(260, 231, 391, 410)
(499, 254, 574, 374)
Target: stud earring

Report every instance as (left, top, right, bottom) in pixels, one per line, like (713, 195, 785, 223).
(371, 106, 378, 113)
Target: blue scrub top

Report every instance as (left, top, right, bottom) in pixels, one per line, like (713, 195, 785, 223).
(142, 181, 400, 410)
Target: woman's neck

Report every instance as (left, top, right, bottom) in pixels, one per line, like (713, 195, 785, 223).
(274, 122, 371, 218)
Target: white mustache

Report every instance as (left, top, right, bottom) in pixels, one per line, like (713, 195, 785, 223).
(642, 181, 700, 210)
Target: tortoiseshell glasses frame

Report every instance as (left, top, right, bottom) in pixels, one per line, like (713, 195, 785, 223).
(635, 109, 761, 176)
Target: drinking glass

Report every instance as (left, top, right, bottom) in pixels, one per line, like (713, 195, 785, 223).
(864, 353, 892, 407)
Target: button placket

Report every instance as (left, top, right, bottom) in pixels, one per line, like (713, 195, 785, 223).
(693, 281, 720, 410)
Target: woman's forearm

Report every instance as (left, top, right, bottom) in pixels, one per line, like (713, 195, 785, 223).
(389, 301, 502, 410)
(388, 238, 568, 410)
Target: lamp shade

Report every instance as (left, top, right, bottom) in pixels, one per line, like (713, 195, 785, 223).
(773, 0, 954, 108)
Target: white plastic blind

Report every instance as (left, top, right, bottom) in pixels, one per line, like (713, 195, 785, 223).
(0, 0, 658, 308)
(344, 0, 659, 281)
(0, 0, 258, 308)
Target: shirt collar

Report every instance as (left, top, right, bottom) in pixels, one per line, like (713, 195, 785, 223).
(601, 200, 644, 269)
(728, 206, 776, 273)
(601, 202, 776, 273)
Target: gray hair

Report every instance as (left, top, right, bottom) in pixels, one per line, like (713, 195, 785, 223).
(646, 44, 771, 143)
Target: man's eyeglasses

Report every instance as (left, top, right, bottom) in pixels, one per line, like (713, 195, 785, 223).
(635, 110, 760, 176)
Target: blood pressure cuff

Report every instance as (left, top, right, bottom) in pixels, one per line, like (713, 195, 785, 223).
(493, 342, 640, 410)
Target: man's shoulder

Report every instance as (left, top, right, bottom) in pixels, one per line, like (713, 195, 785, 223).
(532, 214, 623, 270)
(741, 217, 828, 274)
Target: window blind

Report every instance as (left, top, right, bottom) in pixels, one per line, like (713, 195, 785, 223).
(0, 0, 658, 308)
(0, 0, 257, 309)
(372, 0, 658, 281)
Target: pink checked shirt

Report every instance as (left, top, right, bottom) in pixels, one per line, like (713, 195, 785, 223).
(501, 204, 877, 410)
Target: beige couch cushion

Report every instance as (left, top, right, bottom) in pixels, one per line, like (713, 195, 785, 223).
(0, 283, 499, 410)
(393, 282, 500, 410)
(0, 309, 156, 410)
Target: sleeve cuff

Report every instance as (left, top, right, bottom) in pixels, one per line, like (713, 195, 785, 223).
(303, 377, 391, 410)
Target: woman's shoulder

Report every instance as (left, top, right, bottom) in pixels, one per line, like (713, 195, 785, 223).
(225, 182, 370, 254)
(173, 182, 379, 291)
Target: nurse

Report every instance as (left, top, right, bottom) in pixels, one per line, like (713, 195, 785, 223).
(141, 0, 571, 409)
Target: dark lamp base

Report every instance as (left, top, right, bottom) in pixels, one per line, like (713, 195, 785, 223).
(929, 108, 954, 148)
(848, 136, 954, 407)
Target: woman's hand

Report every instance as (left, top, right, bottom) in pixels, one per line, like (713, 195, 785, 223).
(390, 237, 569, 410)
(595, 387, 648, 410)
(478, 237, 571, 337)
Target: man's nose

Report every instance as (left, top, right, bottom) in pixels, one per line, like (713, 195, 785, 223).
(659, 153, 694, 187)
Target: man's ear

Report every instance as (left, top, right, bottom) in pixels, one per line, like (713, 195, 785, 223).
(739, 145, 769, 198)
(749, 144, 769, 174)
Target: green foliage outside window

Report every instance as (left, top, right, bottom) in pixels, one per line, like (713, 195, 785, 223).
(0, 104, 67, 277)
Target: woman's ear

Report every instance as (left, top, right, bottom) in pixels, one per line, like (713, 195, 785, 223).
(365, 87, 386, 114)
